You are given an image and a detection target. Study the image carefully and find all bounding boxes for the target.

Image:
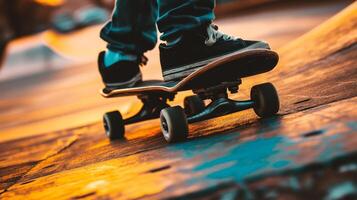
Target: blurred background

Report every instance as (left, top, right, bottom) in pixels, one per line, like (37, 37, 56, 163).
(0, 0, 296, 80)
(0, 0, 115, 79)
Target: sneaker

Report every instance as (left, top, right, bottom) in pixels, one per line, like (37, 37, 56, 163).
(160, 24, 271, 81)
(98, 51, 147, 89)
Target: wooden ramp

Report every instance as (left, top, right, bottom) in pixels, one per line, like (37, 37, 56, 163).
(0, 2, 356, 199)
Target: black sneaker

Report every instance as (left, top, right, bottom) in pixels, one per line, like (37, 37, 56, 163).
(98, 51, 146, 89)
(160, 24, 271, 81)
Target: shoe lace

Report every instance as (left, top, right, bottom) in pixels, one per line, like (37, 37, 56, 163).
(205, 24, 244, 46)
(138, 55, 148, 67)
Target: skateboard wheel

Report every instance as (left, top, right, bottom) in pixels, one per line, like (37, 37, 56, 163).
(103, 111, 125, 140)
(251, 83, 280, 118)
(184, 95, 205, 116)
(160, 106, 189, 143)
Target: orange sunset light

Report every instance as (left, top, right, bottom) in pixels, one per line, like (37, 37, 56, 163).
(34, 0, 64, 6)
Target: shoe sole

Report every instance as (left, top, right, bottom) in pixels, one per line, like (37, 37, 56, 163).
(163, 42, 270, 81)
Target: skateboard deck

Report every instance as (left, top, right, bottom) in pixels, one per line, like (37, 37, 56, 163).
(101, 49, 279, 98)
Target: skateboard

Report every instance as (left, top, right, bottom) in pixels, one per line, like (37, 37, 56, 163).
(101, 49, 280, 143)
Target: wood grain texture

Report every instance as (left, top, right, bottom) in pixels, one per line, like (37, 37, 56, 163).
(0, 1, 350, 142)
(1, 97, 356, 199)
(0, 128, 79, 191)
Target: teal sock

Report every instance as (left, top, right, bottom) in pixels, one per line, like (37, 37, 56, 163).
(104, 49, 138, 68)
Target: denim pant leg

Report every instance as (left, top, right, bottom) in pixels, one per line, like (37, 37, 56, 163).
(157, 0, 215, 42)
(100, 0, 158, 54)
(100, 0, 215, 54)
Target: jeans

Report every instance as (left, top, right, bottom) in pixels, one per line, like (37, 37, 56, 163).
(100, 0, 215, 54)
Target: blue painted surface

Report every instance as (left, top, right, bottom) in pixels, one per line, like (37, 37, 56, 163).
(347, 121, 357, 131)
(169, 120, 357, 187)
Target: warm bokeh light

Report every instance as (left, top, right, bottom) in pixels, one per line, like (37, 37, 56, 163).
(34, 0, 64, 6)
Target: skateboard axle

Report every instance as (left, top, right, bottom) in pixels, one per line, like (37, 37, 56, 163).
(187, 98, 254, 123)
(124, 95, 170, 125)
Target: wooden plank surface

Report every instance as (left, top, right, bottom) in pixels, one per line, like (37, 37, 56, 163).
(0, 128, 80, 191)
(0, 1, 351, 142)
(0, 1, 356, 199)
(1, 97, 356, 199)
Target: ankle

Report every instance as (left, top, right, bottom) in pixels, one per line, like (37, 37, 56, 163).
(104, 49, 138, 67)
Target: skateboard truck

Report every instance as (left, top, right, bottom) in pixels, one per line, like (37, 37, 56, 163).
(193, 80, 242, 100)
(159, 82, 279, 143)
(187, 80, 253, 123)
(124, 94, 173, 125)
(187, 98, 254, 123)
(103, 81, 279, 143)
